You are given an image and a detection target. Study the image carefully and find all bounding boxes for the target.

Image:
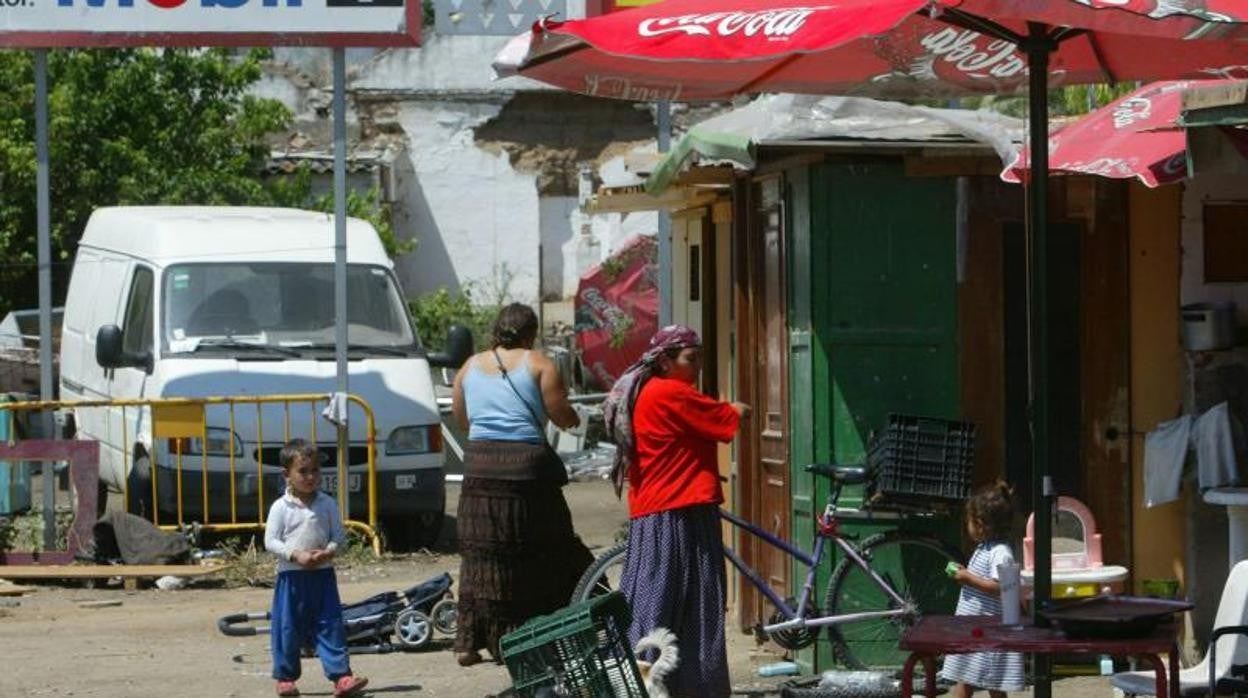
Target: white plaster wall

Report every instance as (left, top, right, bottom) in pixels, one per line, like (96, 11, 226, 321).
(1180, 173, 1248, 324)
(592, 151, 659, 259)
(253, 34, 661, 303)
(541, 196, 579, 299)
(353, 35, 554, 94)
(391, 100, 542, 304)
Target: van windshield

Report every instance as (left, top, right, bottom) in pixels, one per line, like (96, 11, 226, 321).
(162, 263, 417, 355)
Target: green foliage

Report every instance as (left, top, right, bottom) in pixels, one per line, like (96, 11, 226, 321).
(0, 48, 293, 315)
(409, 287, 499, 351)
(961, 82, 1143, 119)
(0, 507, 73, 552)
(305, 183, 414, 260)
(1055, 83, 1142, 116)
(423, 0, 436, 30)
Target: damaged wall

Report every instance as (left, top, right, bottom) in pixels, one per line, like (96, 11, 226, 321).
(257, 39, 667, 303)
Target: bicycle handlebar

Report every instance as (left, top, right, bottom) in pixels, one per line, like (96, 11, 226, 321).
(804, 463, 868, 485)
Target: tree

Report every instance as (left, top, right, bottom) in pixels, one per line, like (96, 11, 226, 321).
(0, 48, 293, 314)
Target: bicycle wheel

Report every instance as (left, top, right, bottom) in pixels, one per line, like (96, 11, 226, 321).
(571, 541, 628, 603)
(824, 532, 961, 670)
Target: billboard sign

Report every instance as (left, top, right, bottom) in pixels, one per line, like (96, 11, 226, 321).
(433, 0, 566, 36)
(0, 0, 420, 47)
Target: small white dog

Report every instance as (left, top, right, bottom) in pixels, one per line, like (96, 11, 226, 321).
(633, 627, 679, 698)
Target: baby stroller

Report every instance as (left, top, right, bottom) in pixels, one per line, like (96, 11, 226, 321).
(218, 572, 457, 653)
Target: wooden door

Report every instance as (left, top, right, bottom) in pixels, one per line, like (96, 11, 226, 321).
(738, 175, 791, 630)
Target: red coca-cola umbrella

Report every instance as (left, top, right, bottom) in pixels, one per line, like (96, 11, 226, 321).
(574, 235, 658, 390)
(1003, 79, 1243, 187)
(495, 0, 1248, 100)
(496, 0, 1248, 644)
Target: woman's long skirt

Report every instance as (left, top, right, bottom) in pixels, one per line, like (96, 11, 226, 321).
(454, 444, 592, 658)
(618, 503, 729, 697)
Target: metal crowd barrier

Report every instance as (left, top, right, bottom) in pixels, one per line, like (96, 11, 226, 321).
(0, 394, 381, 555)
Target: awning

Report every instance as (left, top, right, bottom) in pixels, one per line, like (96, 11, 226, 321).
(1003, 80, 1243, 188)
(1181, 81, 1248, 179)
(647, 93, 1023, 193)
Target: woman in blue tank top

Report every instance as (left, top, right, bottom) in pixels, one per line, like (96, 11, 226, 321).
(449, 303, 592, 667)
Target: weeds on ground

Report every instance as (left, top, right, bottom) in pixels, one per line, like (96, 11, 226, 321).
(0, 507, 73, 552)
(213, 529, 390, 588)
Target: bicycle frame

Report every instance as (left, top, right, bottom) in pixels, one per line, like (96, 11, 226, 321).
(720, 503, 913, 636)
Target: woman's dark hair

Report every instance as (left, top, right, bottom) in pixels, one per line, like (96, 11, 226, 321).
(491, 303, 539, 349)
(965, 479, 1015, 541)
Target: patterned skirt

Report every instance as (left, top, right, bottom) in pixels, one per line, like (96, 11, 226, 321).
(454, 442, 593, 658)
(618, 504, 729, 697)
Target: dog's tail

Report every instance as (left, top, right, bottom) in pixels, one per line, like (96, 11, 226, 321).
(634, 627, 679, 683)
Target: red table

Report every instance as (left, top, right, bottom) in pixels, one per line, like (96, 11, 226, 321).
(897, 615, 1180, 698)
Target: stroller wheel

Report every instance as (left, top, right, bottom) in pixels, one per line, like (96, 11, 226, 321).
(431, 599, 458, 634)
(395, 609, 434, 649)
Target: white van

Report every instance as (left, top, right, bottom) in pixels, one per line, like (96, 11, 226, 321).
(59, 206, 470, 549)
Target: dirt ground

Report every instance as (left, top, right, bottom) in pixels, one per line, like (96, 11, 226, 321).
(1, 480, 1113, 697)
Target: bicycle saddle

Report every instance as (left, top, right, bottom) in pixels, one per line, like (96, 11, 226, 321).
(804, 464, 868, 484)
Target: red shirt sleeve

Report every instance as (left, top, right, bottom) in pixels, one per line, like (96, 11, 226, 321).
(674, 384, 740, 443)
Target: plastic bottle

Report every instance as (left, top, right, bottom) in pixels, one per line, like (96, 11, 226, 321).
(757, 661, 801, 677)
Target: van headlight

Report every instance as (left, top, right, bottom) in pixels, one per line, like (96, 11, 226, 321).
(170, 428, 244, 457)
(386, 425, 442, 455)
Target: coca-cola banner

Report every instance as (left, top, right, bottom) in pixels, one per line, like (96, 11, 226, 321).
(494, 0, 1248, 101)
(574, 235, 658, 390)
(1003, 79, 1241, 188)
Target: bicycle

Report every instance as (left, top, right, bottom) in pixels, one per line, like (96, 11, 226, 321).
(570, 463, 963, 670)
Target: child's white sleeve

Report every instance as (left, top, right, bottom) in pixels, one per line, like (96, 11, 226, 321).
(988, 544, 1016, 580)
(264, 500, 293, 560)
(324, 498, 348, 553)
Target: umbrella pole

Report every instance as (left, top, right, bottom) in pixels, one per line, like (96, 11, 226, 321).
(1025, 21, 1055, 698)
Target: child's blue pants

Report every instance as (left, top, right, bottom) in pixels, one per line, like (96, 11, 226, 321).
(270, 567, 350, 681)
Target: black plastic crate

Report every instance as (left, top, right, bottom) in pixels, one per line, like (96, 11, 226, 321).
(866, 414, 976, 504)
(500, 592, 647, 697)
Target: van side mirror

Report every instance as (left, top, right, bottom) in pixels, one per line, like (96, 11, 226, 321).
(95, 325, 153, 373)
(429, 324, 473, 369)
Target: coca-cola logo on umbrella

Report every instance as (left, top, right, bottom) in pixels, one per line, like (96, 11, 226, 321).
(1112, 96, 1153, 129)
(637, 6, 832, 39)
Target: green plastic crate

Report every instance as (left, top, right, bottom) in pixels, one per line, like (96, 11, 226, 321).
(500, 592, 647, 697)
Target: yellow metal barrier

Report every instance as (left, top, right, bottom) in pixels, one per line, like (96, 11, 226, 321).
(0, 394, 381, 555)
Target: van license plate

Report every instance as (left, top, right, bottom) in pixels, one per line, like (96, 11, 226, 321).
(321, 473, 361, 493)
(396, 474, 417, 490)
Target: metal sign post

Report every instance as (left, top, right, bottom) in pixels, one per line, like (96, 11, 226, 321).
(35, 48, 55, 550)
(656, 100, 672, 327)
(332, 47, 350, 519)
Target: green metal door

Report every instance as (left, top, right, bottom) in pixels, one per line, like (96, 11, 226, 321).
(793, 158, 962, 670)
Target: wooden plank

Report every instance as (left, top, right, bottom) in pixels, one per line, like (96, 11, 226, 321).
(587, 186, 718, 214)
(0, 564, 227, 580)
(0, 580, 36, 595)
(676, 166, 736, 187)
(1182, 81, 1248, 112)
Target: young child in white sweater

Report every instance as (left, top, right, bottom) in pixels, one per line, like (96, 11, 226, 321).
(264, 438, 368, 697)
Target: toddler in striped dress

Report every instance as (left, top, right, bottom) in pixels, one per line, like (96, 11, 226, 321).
(941, 481, 1025, 697)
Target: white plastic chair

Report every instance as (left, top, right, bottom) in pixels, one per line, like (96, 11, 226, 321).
(1110, 560, 1248, 696)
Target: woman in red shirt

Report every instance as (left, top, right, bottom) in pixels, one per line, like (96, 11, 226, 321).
(603, 325, 750, 697)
